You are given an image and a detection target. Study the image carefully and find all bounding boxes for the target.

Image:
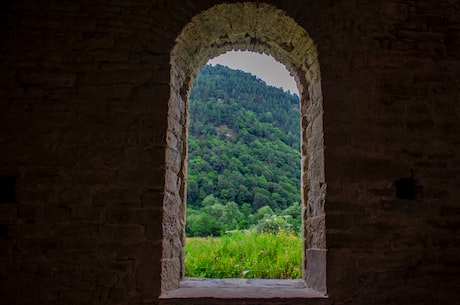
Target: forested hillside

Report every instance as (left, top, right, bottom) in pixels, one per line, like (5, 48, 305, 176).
(186, 64, 301, 237)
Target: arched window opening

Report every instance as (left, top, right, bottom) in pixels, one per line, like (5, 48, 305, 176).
(185, 51, 302, 279)
(162, 2, 326, 298)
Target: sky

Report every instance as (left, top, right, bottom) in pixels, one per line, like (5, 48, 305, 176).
(207, 51, 299, 95)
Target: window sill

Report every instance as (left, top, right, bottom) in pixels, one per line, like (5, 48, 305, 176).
(160, 278, 328, 299)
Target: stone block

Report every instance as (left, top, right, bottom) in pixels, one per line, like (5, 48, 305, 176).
(141, 190, 164, 208)
(136, 258, 162, 298)
(0, 203, 17, 223)
(107, 207, 162, 225)
(166, 131, 185, 156)
(327, 230, 376, 250)
(15, 223, 52, 238)
(16, 70, 77, 87)
(165, 148, 182, 176)
(79, 69, 153, 85)
(144, 224, 162, 241)
(74, 206, 107, 223)
(62, 237, 99, 252)
(161, 257, 181, 292)
(306, 215, 326, 249)
(17, 204, 42, 223)
(130, 83, 170, 104)
(136, 147, 166, 168)
(96, 270, 120, 287)
(94, 188, 141, 206)
(56, 223, 99, 239)
(164, 170, 180, 195)
(44, 204, 71, 223)
(305, 249, 327, 294)
(326, 200, 366, 215)
(326, 213, 356, 231)
(99, 224, 145, 243)
(117, 166, 164, 188)
(78, 83, 133, 99)
(71, 168, 117, 185)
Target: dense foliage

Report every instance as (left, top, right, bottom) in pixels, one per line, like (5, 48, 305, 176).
(186, 64, 301, 237)
(185, 230, 301, 279)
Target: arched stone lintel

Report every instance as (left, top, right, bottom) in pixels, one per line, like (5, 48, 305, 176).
(171, 2, 319, 97)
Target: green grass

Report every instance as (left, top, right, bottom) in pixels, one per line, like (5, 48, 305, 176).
(185, 230, 302, 279)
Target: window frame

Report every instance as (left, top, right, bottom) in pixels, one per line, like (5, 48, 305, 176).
(161, 2, 327, 298)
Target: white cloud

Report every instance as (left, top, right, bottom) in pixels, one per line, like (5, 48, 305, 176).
(207, 51, 299, 95)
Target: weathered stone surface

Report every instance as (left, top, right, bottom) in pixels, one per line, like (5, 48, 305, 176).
(0, 0, 459, 304)
(107, 207, 161, 225)
(305, 249, 327, 294)
(136, 258, 162, 298)
(0, 204, 18, 223)
(305, 216, 326, 249)
(99, 224, 145, 243)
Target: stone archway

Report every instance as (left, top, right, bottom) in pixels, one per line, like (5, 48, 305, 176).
(163, 2, 326, 295)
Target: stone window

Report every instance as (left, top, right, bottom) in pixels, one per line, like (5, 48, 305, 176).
(161, 2, 326, 299)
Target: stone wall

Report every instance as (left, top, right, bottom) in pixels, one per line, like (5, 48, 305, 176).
(0, 0, 459, 304)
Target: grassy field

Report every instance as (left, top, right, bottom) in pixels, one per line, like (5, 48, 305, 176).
(185, 230, 302, 279)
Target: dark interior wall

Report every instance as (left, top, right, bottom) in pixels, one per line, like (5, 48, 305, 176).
(318, 2, 460, 303)
(0, 1, 458, 304)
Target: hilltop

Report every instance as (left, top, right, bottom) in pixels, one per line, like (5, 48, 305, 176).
(186, 64, 301, 236)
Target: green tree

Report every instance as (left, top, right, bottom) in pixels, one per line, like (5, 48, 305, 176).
(255, 206, 275, 221)
(282, 202, 302, 234)
(186, 64, 301, 236)
(255, 215, 293, 234)
(240, 203, 252, 217)
(202, 194, 218, 207)
(220, 201, 244, 231)
(187, 178, 199, 206)
(187, 212, 221, 237)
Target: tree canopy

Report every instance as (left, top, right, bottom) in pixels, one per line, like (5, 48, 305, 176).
(187, 64, 301, 236)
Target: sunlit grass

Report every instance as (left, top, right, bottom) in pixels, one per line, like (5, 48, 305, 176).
(185, 230, 301, 279)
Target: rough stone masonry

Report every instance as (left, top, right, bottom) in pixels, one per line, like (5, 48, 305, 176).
(0, 0, 459, 305)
